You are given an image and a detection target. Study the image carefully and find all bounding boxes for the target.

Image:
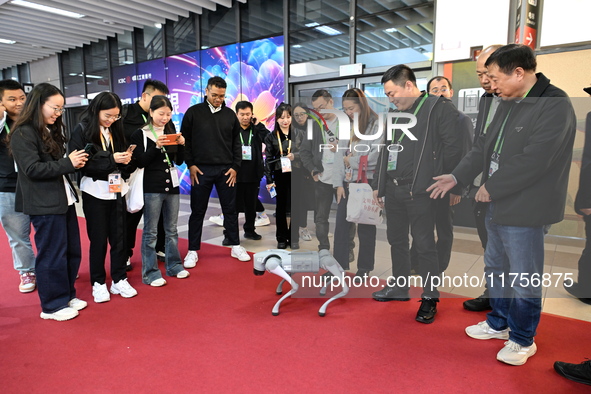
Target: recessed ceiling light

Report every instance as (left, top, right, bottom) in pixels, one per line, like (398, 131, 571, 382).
(154, 23, 162, 28)
(11, 0, 85, 18)
(0, 38, 16, 44)
(314, 25, 341, 36)
(292, 45, 302, 48)
(384, 28, 398, 33)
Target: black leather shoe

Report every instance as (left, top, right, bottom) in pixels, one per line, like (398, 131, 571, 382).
(463, 290, 492, 311)
(564, 281, 591, 305)
(416, 297, 438, 324)
(126, 260, 133, 272)
(554, 359, 591, 386)
(277, 241, 288, 249)
(372, 286, 410, 301)
(244, 231, 262, 240)
(355, 269, 370, 278)
(222, 238, 231, 246)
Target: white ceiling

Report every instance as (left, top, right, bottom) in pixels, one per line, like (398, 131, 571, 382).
(0, 0, 246, 70)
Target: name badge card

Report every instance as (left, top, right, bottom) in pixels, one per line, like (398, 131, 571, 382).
(281, 157, 292, 173)
(170, 167, 180, 188)
(242, 145, 252, 160)
(108, 173, 122, 193)
(387, 150, 398, 171)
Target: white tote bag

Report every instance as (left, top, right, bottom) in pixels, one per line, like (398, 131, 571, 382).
(346, 182, 383, 225)
(125, 132, 147, 213)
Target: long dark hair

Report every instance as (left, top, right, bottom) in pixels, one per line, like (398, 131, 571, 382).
(146, 95, 176, 134)
(273, 102, 292, 137)
(291, 102, 309, 131)
(10, 83, 66, 159)
(80, 91, 125, 149)
(342, 88, 378, 142)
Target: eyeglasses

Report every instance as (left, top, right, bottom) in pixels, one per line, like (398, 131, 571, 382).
(103, 114, 121, 121)
(294, 112, 308, 119)
(429, 88, 449, 94)
(46, 104, 66, 115)
(210, 93, 226, 100)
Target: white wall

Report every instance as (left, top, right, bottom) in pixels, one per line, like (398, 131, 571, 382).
(29, 55, 60, 89)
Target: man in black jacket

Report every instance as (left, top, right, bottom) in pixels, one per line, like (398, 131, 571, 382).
(182, 76, 250, 267)
(234, 101, 269, 241)
(122, 79, 169, 270)
(0, 80, 36, 293)
(371, 65, 464, 324)
(429, 44, 576, 365)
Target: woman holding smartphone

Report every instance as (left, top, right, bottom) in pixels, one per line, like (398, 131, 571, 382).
(264, 103, 293, 249)
(130, 95, 188, 286)
(10, 83, 88, 321)
(69, 91, 137, 303)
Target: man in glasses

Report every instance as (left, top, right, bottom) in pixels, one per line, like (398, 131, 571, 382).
(0, 79, 36, 293)
(122, 79, 169, 271)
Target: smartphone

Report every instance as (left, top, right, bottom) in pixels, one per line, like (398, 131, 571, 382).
(83, 143, 95, 157)
(127, 144, 137, 153)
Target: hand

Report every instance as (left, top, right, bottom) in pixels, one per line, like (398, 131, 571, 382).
(189, 165, 203, 186)
(475, 184, 492, 202)
(225, 168, 237, 187)
(113, 151, 131, 165)
(287, 153, 294, 161)
(312, 172, 320, 182)
(69, 150, 88, 169)
(427, 174, 457, 199)
(449, 193, 461, 206)
(336, 186, 345, 204)
(156, 135, 168, 148)
(176, 134, 185, 146)
(373, 189, 384, 209)
(266, 183, 275, 192)
(330, 143, 337, 153)
(580, 208, 591, 216)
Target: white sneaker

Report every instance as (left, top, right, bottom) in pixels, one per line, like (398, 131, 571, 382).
(300, 227, 312, 241)
(68, 298, 87, 311)
(110, 278, 138, 298)
(209, 214, 224, 226)
(176, 270, 190, 279)
(231, 245, 251, 261)
(465, 321, 510, 340)
(255, 212, 270, 227)
(40, 307, 79, 321)
(150, 278, 167, 287)
(92, 282, 111, 303)
(184, 250, 198, 268)
(497, 340, 537, 366)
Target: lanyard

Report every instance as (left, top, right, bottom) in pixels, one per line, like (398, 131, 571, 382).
(483, 98, 497, 135)
(100, 131, 114, 152)
(394, 94, 428, 143)
(277, 131, 291, 156)
(149, 124, 173, 167)
(492, 88, 532, 155)
(141, 114, 147, 123)
(239, 127, 253, 146)
(4, 123, 9, 134)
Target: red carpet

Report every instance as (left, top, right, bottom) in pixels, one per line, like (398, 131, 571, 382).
(0, 218, 590, 393)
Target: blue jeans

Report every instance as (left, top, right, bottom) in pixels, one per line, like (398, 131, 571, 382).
(30, 205, 81, 313)
(0, 192, 35, 273)
(484, 203, 544, 347)
(142, 193, 183, 284)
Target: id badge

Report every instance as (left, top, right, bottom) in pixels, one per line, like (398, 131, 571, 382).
(281, 157, 292, 173)
(242, 145, 252, 160)
(489, 159, 499, 177)
(108, 173, 122, 193)
(170, 167, 180, 187)
(387, 150, 398, 171)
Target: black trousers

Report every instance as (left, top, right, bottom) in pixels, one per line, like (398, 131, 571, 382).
(82, 192, 127, 285)
(273, 170, 291, 243)
(126, 209, 165, 260)
(385, 182, 439, 298)
(236, 181, 259, 233)
(188, 164, 239, 250)
(577, 214, 591, 296)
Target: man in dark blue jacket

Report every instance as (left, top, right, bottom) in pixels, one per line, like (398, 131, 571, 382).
(429, 44, 577, 365)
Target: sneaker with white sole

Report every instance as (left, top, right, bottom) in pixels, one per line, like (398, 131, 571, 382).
(184, 250, 198, 268)
(209, 214, 224, 226)
(19, 272, 36, 293)
(300, 227, 312, 241)
(177, 270, 190, 279)
(255, 212, 271, 227)
(150, 278, 167, 287)
(68, 298, 87, 311)
(92, 282, 111, 303)
(40, 307, 79, 321)
(231, 245, 250, 261)
(497, 340, 537, 366)
(110, 278, 138, 298)
(466, 321, 510, 340)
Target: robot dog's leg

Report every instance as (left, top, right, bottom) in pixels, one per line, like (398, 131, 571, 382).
(318, 250, 349, 317)
(266, 258, 299, 316)
(276, 279, 287, 295)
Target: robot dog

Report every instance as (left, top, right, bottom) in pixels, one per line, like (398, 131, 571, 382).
(253, 249, 349, 316)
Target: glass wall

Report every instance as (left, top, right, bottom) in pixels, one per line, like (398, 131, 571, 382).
(136, 25, 164, 62)
(240, 0, 283, 41)
(166, 15, 197, 56)
(200, 6, 237, 49)
(111, 30, 134, 67)
(61, 47, 85, 105)
(84, 39, 110, 98)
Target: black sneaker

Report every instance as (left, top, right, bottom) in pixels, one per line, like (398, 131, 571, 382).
(416, 297, 438, 324)
(372, 286, 410, 302)
(222, 237, 231, 246)
(554, 359, 591, 386)
(463, 290, 492, 311)
(244, 231, 262, 240)
(564, 281, 591, 305)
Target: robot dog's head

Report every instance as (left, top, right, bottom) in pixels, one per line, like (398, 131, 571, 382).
(253, 249, 291, 275)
